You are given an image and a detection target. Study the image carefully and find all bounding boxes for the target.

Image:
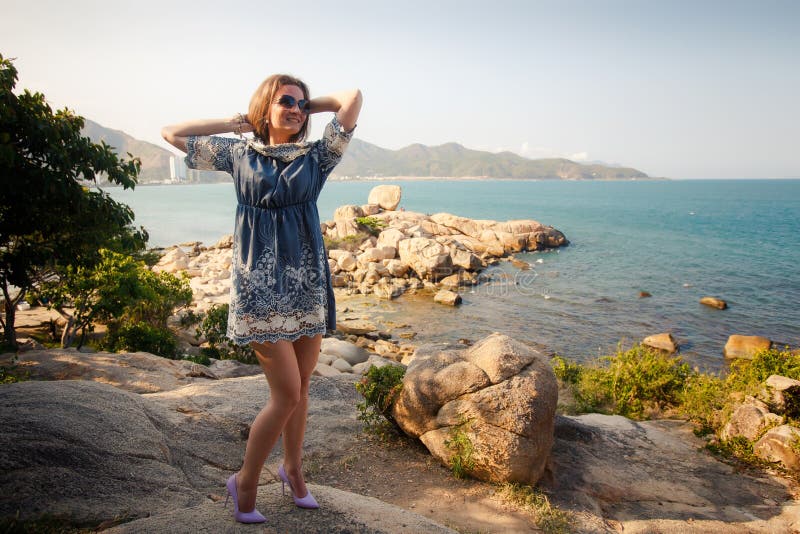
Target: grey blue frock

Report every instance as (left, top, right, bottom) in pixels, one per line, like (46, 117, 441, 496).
(185, 117, 353, 345)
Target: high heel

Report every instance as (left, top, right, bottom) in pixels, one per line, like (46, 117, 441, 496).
(278, 465, 319, 509)
(225, 473, 267, 523)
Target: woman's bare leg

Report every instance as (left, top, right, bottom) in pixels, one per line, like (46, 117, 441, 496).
(235, 339, 301, 512)
(280, 333, 321, 498)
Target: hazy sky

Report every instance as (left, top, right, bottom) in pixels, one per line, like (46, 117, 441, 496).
(3, 0, 798, 179)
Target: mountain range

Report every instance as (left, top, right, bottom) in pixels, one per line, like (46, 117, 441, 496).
(82, 120, 651, 183)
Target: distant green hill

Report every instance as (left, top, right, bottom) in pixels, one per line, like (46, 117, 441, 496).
(336, 139, 650, 180)
(82, 120, 651, 183)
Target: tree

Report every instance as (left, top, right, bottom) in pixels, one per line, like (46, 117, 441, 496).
(0, 54, 146, 348)
(32, 249, 192, 349)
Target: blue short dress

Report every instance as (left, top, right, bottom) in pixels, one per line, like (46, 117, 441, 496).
(185, 117, 353, 345)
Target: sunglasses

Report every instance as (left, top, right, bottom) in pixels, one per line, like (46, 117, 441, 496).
(276, 95, 310, 113)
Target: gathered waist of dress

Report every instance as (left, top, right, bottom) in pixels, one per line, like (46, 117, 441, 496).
(237, 199, 316, 212)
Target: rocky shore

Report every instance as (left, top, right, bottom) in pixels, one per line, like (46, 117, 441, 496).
(153, 184, 568, 314)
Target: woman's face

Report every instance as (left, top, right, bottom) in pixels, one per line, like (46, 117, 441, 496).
(267, 84, 307, 141)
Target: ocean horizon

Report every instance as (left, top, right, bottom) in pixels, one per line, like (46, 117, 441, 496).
(108, 179, 800, 370)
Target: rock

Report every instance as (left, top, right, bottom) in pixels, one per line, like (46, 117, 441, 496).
(336, 319, 377, 336)
(385, 259, 410, 277)
(510, 258, 530, 270)
(642, 333, 678, 353)
(700, 296, 727, 310)
(337, 252, 358, 271)
(450, 248, 482, 271)
(398, 238, 454, 281)
(206, 359, 261, 379)
(213, 234, 233, 249)
(317, 353, 337, 365)
(721, 397, 782, 441)
(313, 362, 343, 377)
(434, 289, 462, 306)
(108, 484, 456, 534)
(754, 424, 800, 470)
(334, 204, 364, 220)
(16, 337, 44, 352)
(368, 185, 402, 210)
(393, 333, 557, 485)
(724, 335, 772, 359)
(377, 228, 406, 250)
(547, 414, 799, 532)
(320, 337, 370, 365)
(331, 358, 354, 373)
(12, 349, 221, 394)
(764, 375, 800, 415)
(360, 203, 381, 215)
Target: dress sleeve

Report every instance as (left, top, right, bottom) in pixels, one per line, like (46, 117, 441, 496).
(184, 136, 238, 174)
(313, 116, 355, 178)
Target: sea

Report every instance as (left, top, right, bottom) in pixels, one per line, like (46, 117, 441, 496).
(108, 179, 800, 371)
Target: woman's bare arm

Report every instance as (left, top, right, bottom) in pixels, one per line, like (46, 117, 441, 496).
(161, 114, 253, 152)
(308, 89, 363, 131)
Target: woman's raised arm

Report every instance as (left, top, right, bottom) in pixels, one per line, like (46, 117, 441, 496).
(161, 114, 253, 152)
(308, 89, 363, 132)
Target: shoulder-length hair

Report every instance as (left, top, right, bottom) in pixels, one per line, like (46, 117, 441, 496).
(248, 74, 310, 144)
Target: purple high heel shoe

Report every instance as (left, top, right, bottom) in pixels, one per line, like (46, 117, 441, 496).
(225, 473, 267, 523)
(278, 465, 319, 509)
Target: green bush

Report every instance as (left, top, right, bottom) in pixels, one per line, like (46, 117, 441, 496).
(195, 304, 257, 364)
(570, 344, 691, 419)
(101, 322, 178, 358)
(355, 364, 405, 438)
(355, 216, 387, 235)
(444, 419, 475, 478)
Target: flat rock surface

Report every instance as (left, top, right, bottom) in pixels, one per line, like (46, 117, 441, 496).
(547, 414, 800, 532)
(107, 483, 456, 534)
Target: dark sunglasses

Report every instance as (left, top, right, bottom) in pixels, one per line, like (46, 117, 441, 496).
(276, 95, 310, 113)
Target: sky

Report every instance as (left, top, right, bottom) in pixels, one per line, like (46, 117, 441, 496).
(2, 0, 798, 179)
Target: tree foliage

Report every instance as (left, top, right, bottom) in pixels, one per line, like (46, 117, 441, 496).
(0, 54, 147, 347)
(32, 249, 192, 350)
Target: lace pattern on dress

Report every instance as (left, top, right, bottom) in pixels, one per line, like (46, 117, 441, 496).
(246, 140, 312, 162)
(315, 116, 355, 175)
(227, 237, 329, 344)
(185, 136, 239, 173)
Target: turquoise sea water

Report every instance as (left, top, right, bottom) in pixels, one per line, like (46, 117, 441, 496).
(109, 179, 800, 369)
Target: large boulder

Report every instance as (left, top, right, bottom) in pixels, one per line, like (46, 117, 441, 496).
(724, 335, 772, 359)
(721, 397, 782, 441)
(367, 185, 402, 211)
(398, 238, 454, 281)
(392, 333, 557, 485)
(754, 424, 800, 470)
(642, 333, 678, 353)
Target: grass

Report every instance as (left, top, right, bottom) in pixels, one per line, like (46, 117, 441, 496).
(444, 419, 475, 479)
(553, 346, 800, 470)
(497, 483, 574, 534)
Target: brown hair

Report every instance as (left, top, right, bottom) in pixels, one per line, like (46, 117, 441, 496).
(248, 74, 310, 144)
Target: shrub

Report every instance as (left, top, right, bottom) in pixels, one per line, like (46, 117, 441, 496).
(559, 345, 691, 419)
(195, 304, 257, 364)
(101, 322, 178, 358)
(355, 364, 405, 439)
(444, 418, 475, 478)
(355, 216, 387, 235)
(323, 232, 372, 252)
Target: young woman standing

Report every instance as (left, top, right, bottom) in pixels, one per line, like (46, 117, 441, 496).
(162, 75, 362, 523)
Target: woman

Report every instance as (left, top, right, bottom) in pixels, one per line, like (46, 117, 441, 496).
(162, 75, 362, 523)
